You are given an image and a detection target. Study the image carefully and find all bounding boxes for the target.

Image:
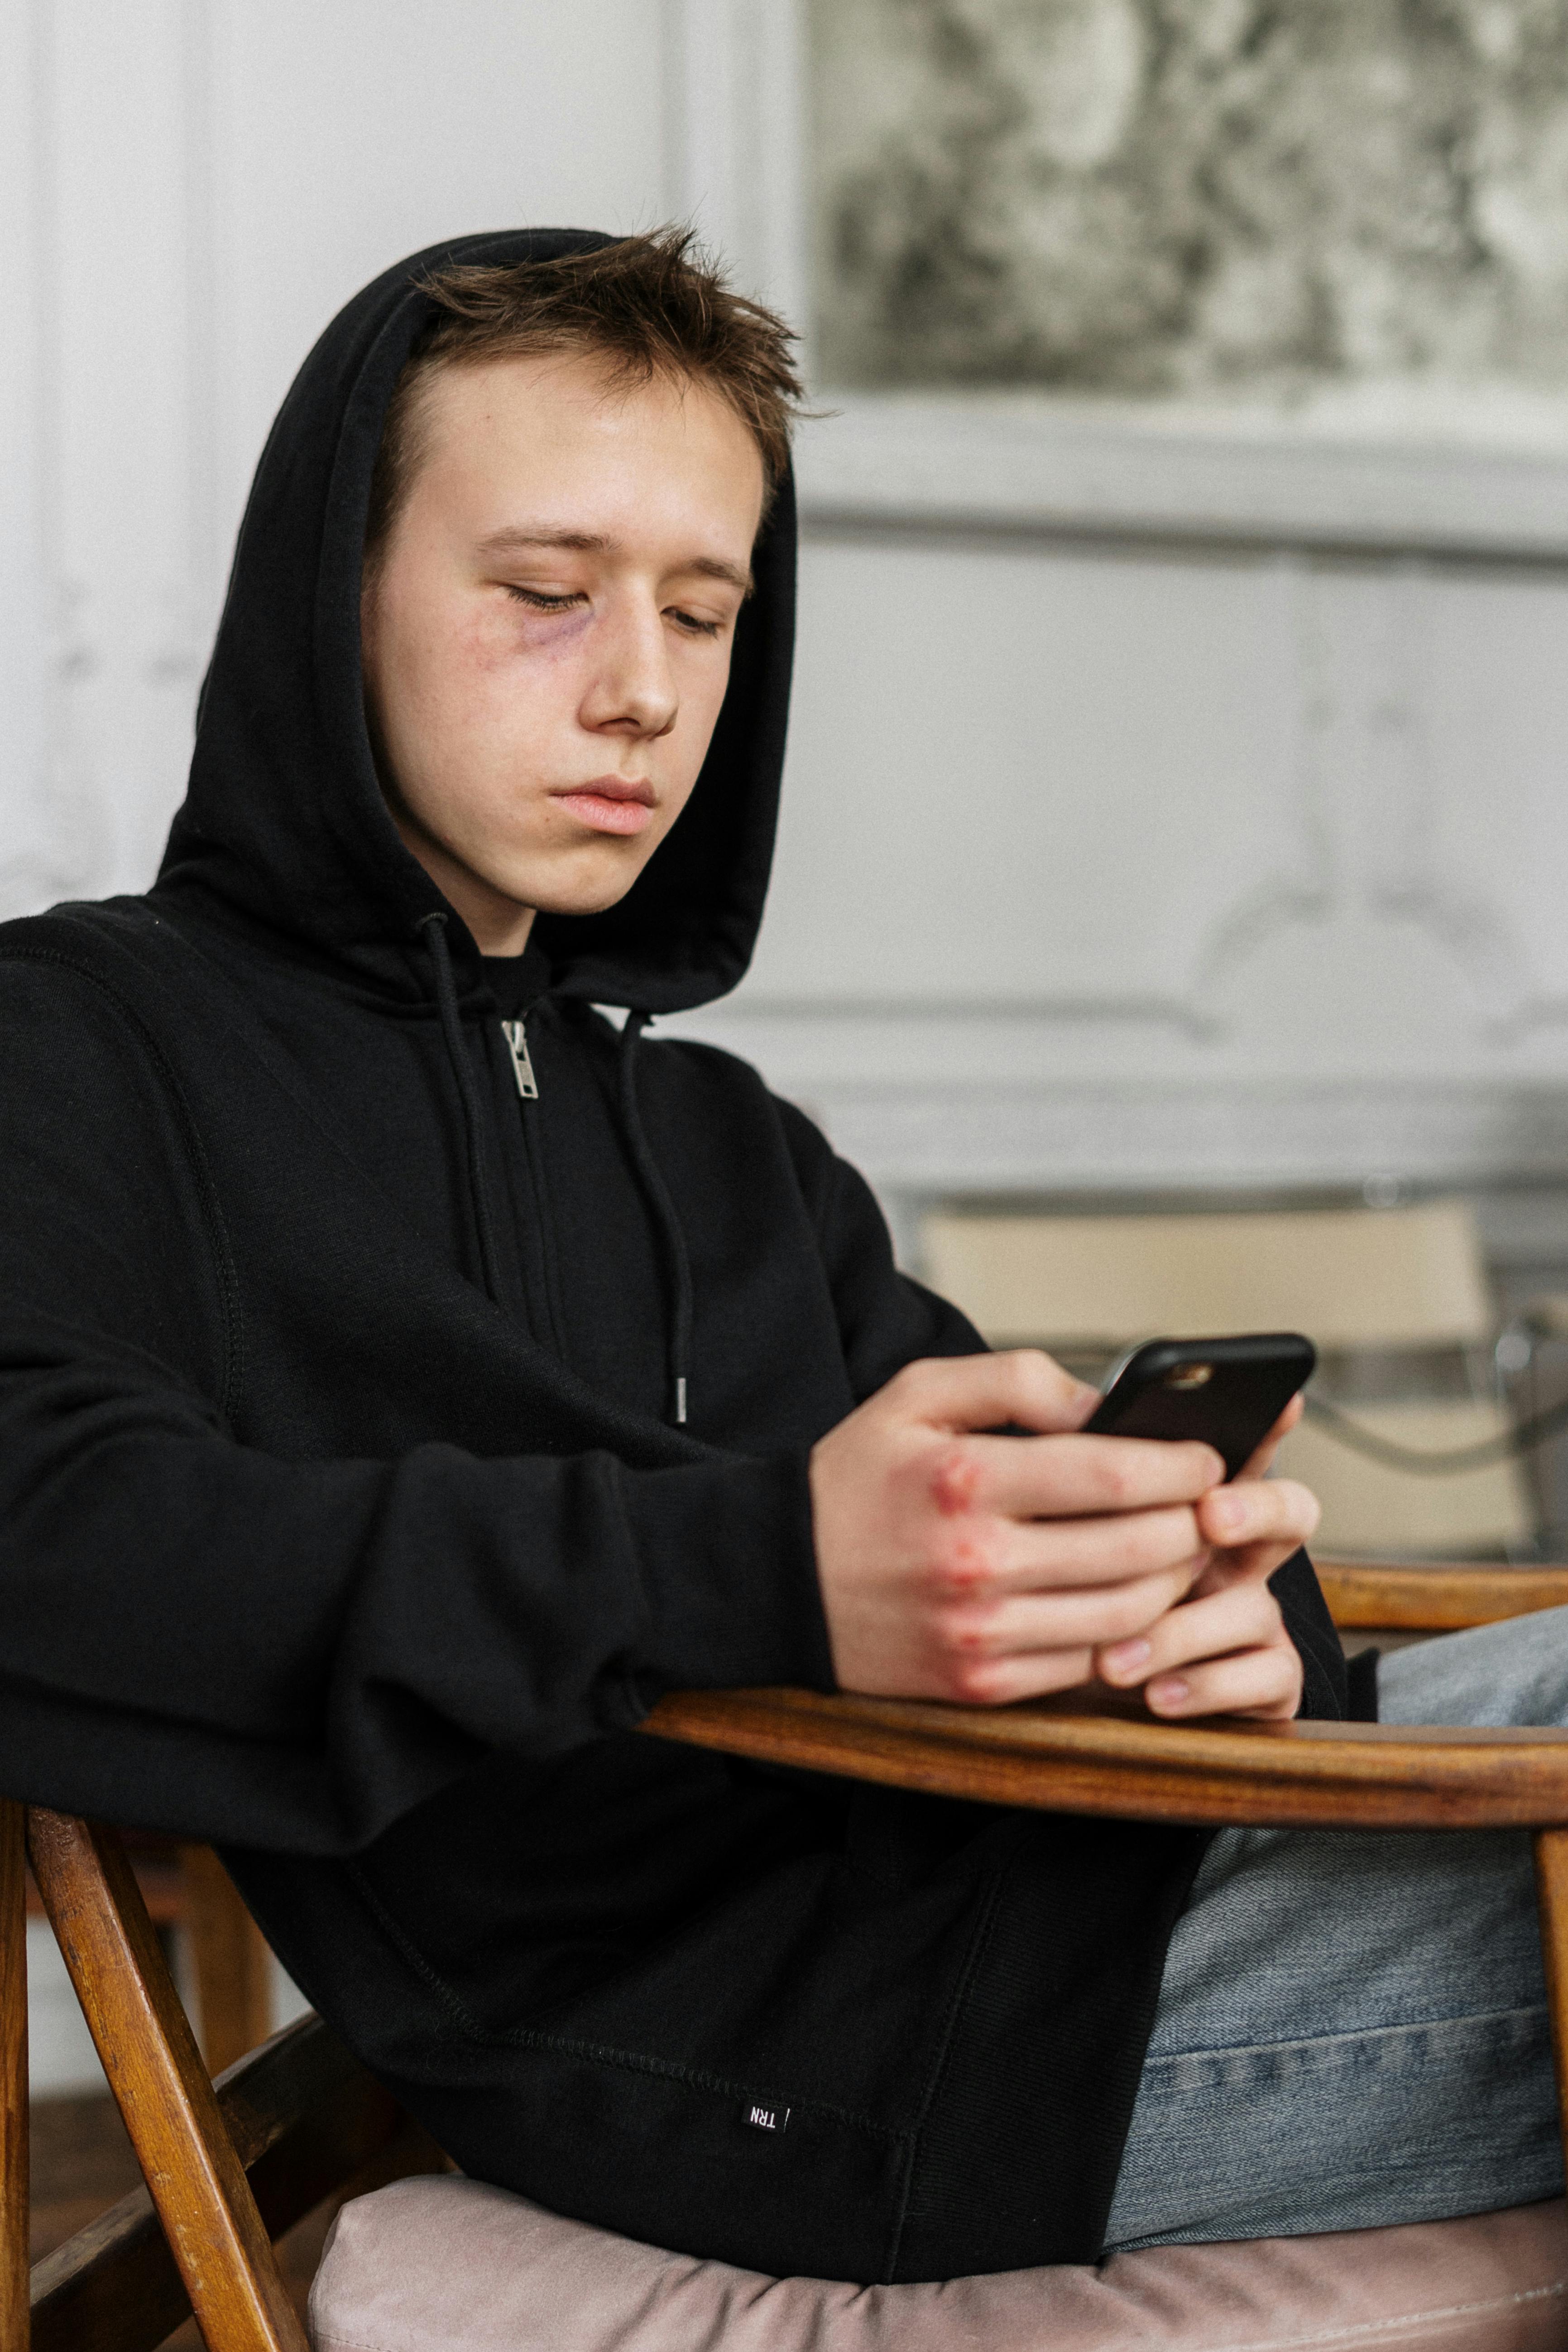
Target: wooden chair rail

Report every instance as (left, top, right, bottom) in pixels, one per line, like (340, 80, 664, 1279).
(28, 2014, 422, 2352)
(9, 1803, 439, 2352)
(20, 1845, 270, 2080)
(26, 1809, 309, 2352)
(1, 1805, 25, 2352)
(1316, 1559, 1568, 1631)
(642, 1685, 1568, 1832)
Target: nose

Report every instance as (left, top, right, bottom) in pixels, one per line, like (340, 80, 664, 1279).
(578, 593, 678, 742)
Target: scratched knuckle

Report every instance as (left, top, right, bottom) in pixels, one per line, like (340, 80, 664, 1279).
(925, 1522, 1000, 1594)
(930, 1603, 997, 1659)
(932, 1438, 979, 1488)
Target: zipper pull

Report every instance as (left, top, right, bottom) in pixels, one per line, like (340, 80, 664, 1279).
(501, 1019, 538, 1100)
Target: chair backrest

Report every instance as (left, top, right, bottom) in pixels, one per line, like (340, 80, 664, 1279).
(921, 1200, 1496, 1352)
(921, 1200, 1531, 1557)
(2, 1801, 441, 2352)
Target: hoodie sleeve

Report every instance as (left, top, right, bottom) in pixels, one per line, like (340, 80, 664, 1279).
(0, 961, 834, 1855)
(775, 1103, 988, 1399)
(778, 1101, 1348, 1723)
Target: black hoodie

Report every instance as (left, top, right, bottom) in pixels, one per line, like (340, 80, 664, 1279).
(0, 229, 1348, 2283)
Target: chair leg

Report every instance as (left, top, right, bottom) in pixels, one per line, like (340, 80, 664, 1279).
(1533, 1829, 1568, 2197)
(27, 1811, 305, 2352)
(0, 1801, 25, 2352)
(179, 1848, 274, 2077)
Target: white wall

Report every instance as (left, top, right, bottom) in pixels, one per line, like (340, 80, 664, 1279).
(6, 0, 1568, 1232)
(694, 532, 1568, 1219)
(0, 0, 675, 917)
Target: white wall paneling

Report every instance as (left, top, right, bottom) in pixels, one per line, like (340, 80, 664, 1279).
(1, 0, 680, 923)
(669, 531, 1568, 1200)
(0, 0, 53, 914)
(744, 536, 1325, 1022)
(793, 402, 1568, 564)
(207, 0, 676, 580)
(664, 0, 1568, 1212)
(662, 0, 806, 330)
(0, 0, 202, 918)
(6, 2, 1568, 1221)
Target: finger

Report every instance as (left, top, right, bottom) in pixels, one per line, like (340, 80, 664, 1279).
(947, 1646, 1098, 1708)
(1197, 1475, 1319, 1553)
(1097, 1579, 1281, 1686)
(1235, 1393, 1305, 1483)
(934, 1431, 1225, 1522)
(1143, 1639, 1302, 1722)
(1183, 1537, 1304, 1601)
(892, 1349, 1100, 1436)
(936, 1502, 1209, 1599)
(940, 1563, 1200, 1662)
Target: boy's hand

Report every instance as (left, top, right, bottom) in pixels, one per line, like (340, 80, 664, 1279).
(1095, 1398, 1316, 1721)
(810, 1355, 1318, 1715)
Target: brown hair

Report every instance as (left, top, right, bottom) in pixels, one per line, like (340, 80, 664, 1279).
(364, 227, 805, 567)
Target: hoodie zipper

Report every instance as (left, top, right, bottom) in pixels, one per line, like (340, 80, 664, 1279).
(494, 1011, 571, 1359)
(500, 1019, 538, 1099)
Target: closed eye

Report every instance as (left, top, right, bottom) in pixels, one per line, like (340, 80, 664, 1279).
(503, 585, 729, 638)
(505, 586, 585, 613)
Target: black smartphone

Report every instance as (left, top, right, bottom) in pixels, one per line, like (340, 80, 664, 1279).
(1082, 1333, 1316, 1481)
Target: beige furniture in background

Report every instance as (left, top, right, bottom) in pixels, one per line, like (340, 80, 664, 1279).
(922, 1201, 1533, 1558)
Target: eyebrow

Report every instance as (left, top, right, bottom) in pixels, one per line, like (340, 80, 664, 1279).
(476, 526, 753, 596)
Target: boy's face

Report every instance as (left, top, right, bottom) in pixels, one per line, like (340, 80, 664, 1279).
(360, 349, 766, 955)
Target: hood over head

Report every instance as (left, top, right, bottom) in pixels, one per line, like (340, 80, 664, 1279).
(157, 229, 797, 1014)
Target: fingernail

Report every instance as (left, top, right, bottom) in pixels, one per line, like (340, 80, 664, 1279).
(1103, 1638, 1151, 1677)
(1148, 1677, 1189, 1711)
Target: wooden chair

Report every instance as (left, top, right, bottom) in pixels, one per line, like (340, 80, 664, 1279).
(25, 1838, 273, 2080)
(8, 1555, 1568, 2352)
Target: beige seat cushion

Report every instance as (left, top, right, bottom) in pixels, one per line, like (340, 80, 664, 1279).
(309, 2173, 1568, 2352)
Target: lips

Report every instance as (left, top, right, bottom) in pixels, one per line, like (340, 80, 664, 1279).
(550, 778, 657, 838)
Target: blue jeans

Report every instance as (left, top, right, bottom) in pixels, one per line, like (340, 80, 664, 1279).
(1102, 1608, 1568, 2249)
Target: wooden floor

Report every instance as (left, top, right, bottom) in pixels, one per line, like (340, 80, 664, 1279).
(31, 2091, 345, 2342)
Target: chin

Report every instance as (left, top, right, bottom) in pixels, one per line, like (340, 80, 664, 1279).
(510, 852, 653, 921)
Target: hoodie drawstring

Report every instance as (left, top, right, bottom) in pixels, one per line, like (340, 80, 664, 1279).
(618, 1013, 693, 1427)
(419, 913, 505, 1305)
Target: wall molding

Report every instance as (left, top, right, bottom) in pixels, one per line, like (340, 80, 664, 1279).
(792, 398, 1568, 562)
(797, 1079, 1568, 1203)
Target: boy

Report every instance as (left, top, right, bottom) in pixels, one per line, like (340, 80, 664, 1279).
(0, 228, 1554, 2282)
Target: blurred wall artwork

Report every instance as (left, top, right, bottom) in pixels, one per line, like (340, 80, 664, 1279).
(810, 0, 1568, 442)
